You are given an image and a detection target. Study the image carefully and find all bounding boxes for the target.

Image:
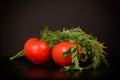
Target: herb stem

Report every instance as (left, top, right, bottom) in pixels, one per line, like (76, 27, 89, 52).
(9, 50, 24, 60)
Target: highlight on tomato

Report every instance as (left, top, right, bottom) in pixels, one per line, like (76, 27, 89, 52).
(24, 38, 51, 64)
(52, 41, 83, 67)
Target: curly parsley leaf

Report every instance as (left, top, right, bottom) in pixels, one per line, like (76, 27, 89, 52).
(40, 26, 109, 71)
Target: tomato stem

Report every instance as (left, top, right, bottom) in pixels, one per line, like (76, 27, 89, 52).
(9, 50, 24, 60)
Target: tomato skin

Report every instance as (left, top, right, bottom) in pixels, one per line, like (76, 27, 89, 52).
(24, 38, 51, 64)
(52, 41, 77, 66)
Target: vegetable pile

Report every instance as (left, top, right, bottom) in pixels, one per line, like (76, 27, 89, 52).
(9, 26, 108, 71)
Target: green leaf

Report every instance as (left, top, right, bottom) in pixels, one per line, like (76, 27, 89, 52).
(81, 47, 87, 54)
(100, 54, 109, 67)
(62, 46, 77, 58)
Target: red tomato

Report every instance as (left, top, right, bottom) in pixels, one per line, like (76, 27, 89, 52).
(24, 38, 51, 64)
(52, 41, 82, 66)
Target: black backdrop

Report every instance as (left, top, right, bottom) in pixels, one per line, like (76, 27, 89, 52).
(0, 0, 119, 73)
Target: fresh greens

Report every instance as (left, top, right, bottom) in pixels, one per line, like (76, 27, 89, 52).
(40, 26, 108, 71)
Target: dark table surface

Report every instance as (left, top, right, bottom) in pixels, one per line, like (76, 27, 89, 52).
(0, 56, 118, 80)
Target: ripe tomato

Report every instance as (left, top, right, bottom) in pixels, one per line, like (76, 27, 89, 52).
(24, 38, 51, 64)
(52, 41, 82, 66)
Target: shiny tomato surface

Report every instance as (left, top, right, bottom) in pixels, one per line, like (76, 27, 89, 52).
(24, 38, 51, 64)
(52, 41, 76, 66)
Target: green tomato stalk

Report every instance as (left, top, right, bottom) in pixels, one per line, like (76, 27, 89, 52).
(9, 50, 24, 60)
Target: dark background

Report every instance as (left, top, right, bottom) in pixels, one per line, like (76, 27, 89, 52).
(0, 0, 119, 79)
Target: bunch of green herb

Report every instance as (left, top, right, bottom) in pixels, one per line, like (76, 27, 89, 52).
(40, 26, 109, 71)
